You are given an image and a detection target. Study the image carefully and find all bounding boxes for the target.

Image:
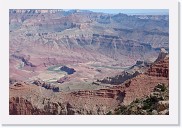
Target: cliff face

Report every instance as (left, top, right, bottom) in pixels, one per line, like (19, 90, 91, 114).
(112, 83, 169, 115)
(155, 48, 168, 62)
(9, 10, 169, 115)
(9, 54, 169, 115)
(9, 82, 125, 115)
(71, 89, 125, 99)
(121, 51, 169, 105)
(147, 48, 169, 78)
(98, 71, 140, 85)
(10, 97, 34, 115)
(9, 96, 85, 115)
(9, 96, 84, 115)
(10, 9, 168, 58)
(147, 57, 169, 78)
(10, 10, 168, 81)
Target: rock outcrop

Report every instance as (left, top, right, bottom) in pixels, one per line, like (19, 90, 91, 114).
(9, 50, 169, 115)
(60, 66, 76, 75)
(9, 56, 169, 115)
(57, 76, 70, 84)
(97, 58, 152, 85)
(9, 9, 169, 115)
(10, 97, 36, 115)
(71, 89, 125, 99)
(112, 83, 169, 115)
(155, 48, 168, 62)
(9, 83, 124, 115)
(147, 49, 169, 78)
(12, 54, 36, 68)
(147, 58, 169, 78)
(97, 71, 140, 85)
(10, 9, 169, 82)
(32, 80, 60, 92)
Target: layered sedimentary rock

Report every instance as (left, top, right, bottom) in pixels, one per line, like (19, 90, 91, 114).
(10, 97, 35, 115)
(121, 54, 169, 105)
(147, 49, 169, 78)
(155, 48, 168, 62)
(71, 89, 125, 99)
(57, 76, 70, 84)
(147, 58, 169, 78)
(113, 83, 169, 115)
(9, 10, 169, 115)
(9, 9, 169, 82)
(9, 54, 169, 114)
(33, 80, 60, 92)
(9, 82, 124, 115)
(97, 71, 140, 85)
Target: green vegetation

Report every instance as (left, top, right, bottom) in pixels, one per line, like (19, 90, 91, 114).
(114, 105, 127, 115)
(154, 83, 167, 92)
(106, 111, 112, 115)
(143, 96, 158, 110)
(134, 98, 140, 103)
(111, 83, 169, 115)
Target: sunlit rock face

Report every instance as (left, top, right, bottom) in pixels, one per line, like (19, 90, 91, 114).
(9, 9, 169, 115)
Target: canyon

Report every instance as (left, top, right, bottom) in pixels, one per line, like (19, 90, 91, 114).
(9, 9, 169, 115)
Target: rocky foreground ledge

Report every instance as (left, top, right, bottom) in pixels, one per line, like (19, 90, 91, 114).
(9, 50, 169, 115)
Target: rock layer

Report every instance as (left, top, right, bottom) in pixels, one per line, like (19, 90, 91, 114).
(9, 56, 169, 114)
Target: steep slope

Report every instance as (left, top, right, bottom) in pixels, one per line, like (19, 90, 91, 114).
(111, 83, 169, 115)
(9, 50, 169, 115)
(9, 10, 169, 115)
(9, 10, 168, 82)
(9, 82, 125, 115)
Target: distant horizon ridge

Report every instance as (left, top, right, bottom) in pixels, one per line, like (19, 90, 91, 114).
(9, 9, 169, 15)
